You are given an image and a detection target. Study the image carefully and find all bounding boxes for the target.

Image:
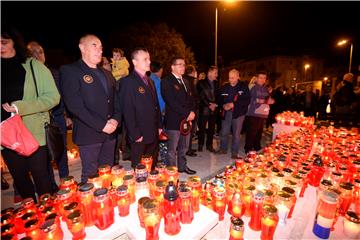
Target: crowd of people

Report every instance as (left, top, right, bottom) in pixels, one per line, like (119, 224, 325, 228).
(1, 27, 359, 205)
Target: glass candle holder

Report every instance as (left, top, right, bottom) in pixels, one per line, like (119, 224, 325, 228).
(331, 171, 343, 188)
(93, 188, 114, 230)
(67, 210, 86, 240)
(249, 190, 265, 231)
(163, 181, 181, 235)
(136, 163, 148, 181)
(313, 190, 339, 239)
(281, 186, 296, 219)
(256, 173, 269, 191)
(154, 180, 167, 212)
(275, 191, 291, 225)
(77, 183, 95, 227)
(21, 198, 37, 214)
(179, 186, 194, 224)
(229, 217, 244, 240)
(187, 176, 202, 213)
(242, 185, 255, 217)
(123, 174, 136, 204)
(111, 164, 124, 188)
(339, 182, 354, 216)
(41, 205, 56, 222)
(138, 197, 151, 228)
(63, 202, 81, 221)
(272, 173, 285, 192)
(116, 185, 130, 217)
(298, 170, 309, 197)
(143, 200, 161, 240)
(98, 164, 112, 189)
(343, 211, 360, 239)
(141, 155, 153, 172)
(229, 190, 243, 218)
(44, 213, 61, 227)
(318, 179, 333, 198)
(165, 166, 179, 185)
(87, 173, 103, 190)
(353, 179, 360, 215)
(1, 214, 14, 229)
(148, 170, 160, 198)
(1, 223, 16, 237)
(261, 204, 279, 240)
(212, 186, 226, 221)
(264, 190, 275, 205)
(1, 207, 14, 217)
(136, 177, 149, 200)
(40, 219, 64, 240)
(60, 176, 78, 194)
(124, 166, 135, 177)
(155, 163, 167, 181)
(226, 182, 236, 214)
(109, 186, 118, 208)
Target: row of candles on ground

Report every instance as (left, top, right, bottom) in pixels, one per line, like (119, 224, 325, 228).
(201, 126, 360, 240)
(0, 154, 207, 240)
(275, 111, 315, 128)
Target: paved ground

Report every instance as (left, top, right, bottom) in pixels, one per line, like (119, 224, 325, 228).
(1, 127, 273, 210)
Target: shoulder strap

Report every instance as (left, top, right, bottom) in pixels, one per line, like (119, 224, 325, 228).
(30, 59, 54, 120)
(30, 59, 39, 98)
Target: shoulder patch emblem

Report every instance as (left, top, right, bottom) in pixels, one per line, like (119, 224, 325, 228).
(83, 75, 93, 83)
(138, 86, 145, 94)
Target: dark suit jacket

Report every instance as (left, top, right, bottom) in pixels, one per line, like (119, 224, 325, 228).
(60, 59, 121, 145)
(197, 78, 219, 115)
(217, 81, 251, 119)
(161, 74, 195, 130)
(120, 71, 162, 144)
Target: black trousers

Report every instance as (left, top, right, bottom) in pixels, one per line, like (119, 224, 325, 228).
(130, 140, 159, 169)
(244, 116, 266, 153)
(198, 113, 216, 148)
(2, 146, 51, 201)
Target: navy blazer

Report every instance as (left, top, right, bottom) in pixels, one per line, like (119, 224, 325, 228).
(60, 59, 121, 145)
(218, 81, 251, 119)
(161, 74, 195, 131)
(120, 71, 162, 144)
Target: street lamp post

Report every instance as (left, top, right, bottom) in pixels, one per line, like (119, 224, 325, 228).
(337, 39, 354, 73)
(304, 64, 310, 81)
(215, 7, 218, 66)
(214, 1, 236, 67)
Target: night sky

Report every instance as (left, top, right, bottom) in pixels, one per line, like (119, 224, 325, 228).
(2, 1, 360, 69)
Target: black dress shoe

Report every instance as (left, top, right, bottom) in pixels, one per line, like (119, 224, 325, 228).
(179, 167, 197, 175)
(186, 151, 197, 157)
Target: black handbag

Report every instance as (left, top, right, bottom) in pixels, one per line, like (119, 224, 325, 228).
(30, 60, 65, 161)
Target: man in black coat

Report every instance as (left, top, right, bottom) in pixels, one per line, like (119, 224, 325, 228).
(60, 34, 121, 183)
(119, 47, 162, 169)
(183, 65, 199, 157)
(161, 57, 196, 174)
(196, 66, 219, 152)
(216, 69, 250, 158)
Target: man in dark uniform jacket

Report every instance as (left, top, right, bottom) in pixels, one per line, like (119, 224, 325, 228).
(161, 57, 196, 174)
(197, 66, 219, 152)
(120, 47, 162, 169)
(217, 69, 250, 159)
(60, 34, 121, 183)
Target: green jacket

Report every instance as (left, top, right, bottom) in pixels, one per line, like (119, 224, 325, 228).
(12, 58, 60, 146)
